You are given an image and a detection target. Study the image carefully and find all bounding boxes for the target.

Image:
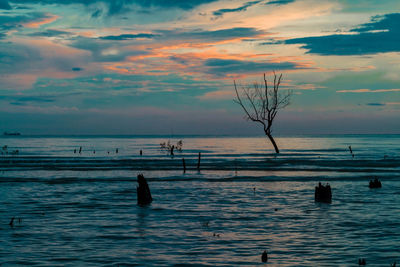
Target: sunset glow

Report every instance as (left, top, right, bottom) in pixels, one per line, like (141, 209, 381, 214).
(0, 0, 399, 134)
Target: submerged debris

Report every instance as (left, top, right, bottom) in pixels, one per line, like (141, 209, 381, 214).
(358, 258, 366, 265)
(137, 174, 152, 206)
(315, 182, 332, 203)
(369, 178, 382, 188)
(261, 250, 268, 263)
(9, 217, 15, 227)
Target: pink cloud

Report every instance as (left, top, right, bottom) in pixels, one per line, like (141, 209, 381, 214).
(23, 14, 59, 28)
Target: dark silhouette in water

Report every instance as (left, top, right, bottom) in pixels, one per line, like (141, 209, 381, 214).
(261, 250, 268, 262)
(116, 148, 118, 154)
(358, 258, 366, 265)
(391, 261, 396, 267)
(349, 145, 354, 158)
(9, 217, 15, 227)
(234, 72, 291, 153)
(140, 150, 143, 156)
(197, 152, 201, 171)
(182, 158, 186, 173)
(74, 149, 76, 154)
(79, 146, 82, 154)
(369, 178, 382, 188)
(315, 182, 332, 203)
(170, 145, 174, 156)
(137, 174, 152, 206)
(3, 131, 20, 136)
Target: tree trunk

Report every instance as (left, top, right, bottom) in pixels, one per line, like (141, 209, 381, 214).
(266, 133, 279, 153)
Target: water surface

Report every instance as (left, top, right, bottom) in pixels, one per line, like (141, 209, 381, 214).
(1, 135, 399, 266)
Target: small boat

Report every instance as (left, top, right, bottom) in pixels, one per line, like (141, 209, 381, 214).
(3, 132, 21, 136)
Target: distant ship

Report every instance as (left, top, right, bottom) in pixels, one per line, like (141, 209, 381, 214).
(3, 132, 21, 136)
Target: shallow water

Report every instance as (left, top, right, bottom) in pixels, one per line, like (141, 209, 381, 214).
(1, 135, 399, 266)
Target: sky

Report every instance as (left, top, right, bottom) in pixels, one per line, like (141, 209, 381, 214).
(0, 0, 399, 135)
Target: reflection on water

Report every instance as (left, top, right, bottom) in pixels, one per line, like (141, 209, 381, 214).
(0, 135, 399, 266)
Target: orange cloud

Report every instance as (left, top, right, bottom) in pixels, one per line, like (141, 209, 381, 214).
(24, 14, 59, 28)
(198, 90, 235, 100)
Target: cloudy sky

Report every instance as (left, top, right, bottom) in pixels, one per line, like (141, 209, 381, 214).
(0, 0, 399, 135)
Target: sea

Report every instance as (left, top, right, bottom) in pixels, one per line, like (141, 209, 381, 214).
(0, 135, 399, 266)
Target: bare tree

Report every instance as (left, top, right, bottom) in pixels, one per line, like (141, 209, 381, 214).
(234, 72, 291, 153)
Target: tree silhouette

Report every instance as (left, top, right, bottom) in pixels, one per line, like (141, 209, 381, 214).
(234, 72, 291, 153)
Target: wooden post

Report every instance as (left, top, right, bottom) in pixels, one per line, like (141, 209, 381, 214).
(197, 152, 201, 171)
(182, 158, 186, 173)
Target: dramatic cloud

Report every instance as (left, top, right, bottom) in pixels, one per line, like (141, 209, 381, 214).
(6, 0, 219, 14)
(0, 0, 399, 134)
(0, 12, 52, 38)
(285, 13, 400, 55)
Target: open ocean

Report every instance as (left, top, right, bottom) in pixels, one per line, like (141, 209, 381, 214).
(1, 135, 399, 266)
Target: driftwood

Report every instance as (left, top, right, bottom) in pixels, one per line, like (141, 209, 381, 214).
(315, 182, 332, 203)
(137, 174, 152, 206)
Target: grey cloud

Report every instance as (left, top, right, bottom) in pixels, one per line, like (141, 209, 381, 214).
(68, 36, 149, 62)
(203, 58, 304, 77)
(7, 0, 219, 15)
(266, 0, 295, 5)
(284, 13, 400, 55)
(212, 1, 260, 17)
(366, 102, 385, 106)
(29, 29, 72, 37)
(99, 33, 157, 40)
(0, 95, 55, 106)
(156, 27, 265, 42)
(0, 12, 50, 38)
(0, 41, 41, 73)
(0, 0, 11, 9)
(67, 27, 263, 62)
